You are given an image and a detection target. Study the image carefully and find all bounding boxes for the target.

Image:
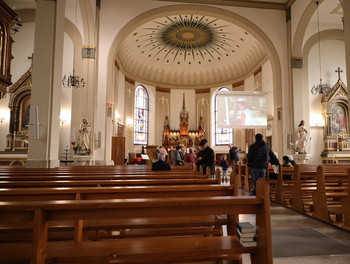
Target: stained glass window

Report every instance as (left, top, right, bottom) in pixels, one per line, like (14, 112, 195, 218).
(134, 85, 149, 145)
(215, 87, 233, 145)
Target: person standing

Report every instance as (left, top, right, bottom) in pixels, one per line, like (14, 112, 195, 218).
(198, 139, 215, 178)
(184, 148, 197, 169)
(247, 133, 270, 195)
(195, 147, 204, 173)
(219, 155, 229, 183)
(173, 145, 184, 165)
(229, 144, 240, 167)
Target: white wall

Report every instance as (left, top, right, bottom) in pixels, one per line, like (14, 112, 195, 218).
(11, 22, 35, 82)
(59, 32, 74, 157)
(308, 39, 346, 163)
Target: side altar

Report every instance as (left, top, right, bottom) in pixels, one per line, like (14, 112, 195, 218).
(321, 69, 350, 163)
(162, 93, 205, 149)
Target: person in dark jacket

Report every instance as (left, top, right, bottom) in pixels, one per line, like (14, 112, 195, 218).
(247, 133, 270, 195)
(228, 144, 240, 168)
(152, 153, 171, 171)
(197, 139, 215, 178)
(195, 148, 204, 173)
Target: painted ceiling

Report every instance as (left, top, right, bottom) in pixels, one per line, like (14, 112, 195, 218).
(117, 14, 266, 88)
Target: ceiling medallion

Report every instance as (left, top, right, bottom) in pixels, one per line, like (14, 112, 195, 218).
(135, 15, 235, 64)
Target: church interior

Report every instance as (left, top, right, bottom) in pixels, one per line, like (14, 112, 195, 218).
(1, 0, 350, 263)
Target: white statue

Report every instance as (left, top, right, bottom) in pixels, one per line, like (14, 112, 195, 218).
(79, 117, 91, 152)
(296, 120, 308, 153)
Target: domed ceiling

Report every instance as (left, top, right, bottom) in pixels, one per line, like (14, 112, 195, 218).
(117, 14, 266, 89)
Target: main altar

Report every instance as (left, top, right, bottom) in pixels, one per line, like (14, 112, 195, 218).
(162, 93, 205, 149)
(321, 69, 350, 163)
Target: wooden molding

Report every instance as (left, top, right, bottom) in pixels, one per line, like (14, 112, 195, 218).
(156, 87, 171, 93)
(125, 76, 135, 85)
(195, 88, 210, 94)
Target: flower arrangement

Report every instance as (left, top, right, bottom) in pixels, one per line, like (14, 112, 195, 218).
(71, 141, 80, 154)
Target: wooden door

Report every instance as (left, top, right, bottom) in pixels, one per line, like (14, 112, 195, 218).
(112, 137, 125, 165)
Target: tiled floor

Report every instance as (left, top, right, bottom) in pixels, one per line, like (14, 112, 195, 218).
(239, 202, 350, 264)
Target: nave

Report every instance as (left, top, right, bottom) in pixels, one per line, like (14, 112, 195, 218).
(1, 163, 350, 263)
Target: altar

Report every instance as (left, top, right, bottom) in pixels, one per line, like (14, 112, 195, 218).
(162, 93, 205, 149)
(321, 69, 350, 164)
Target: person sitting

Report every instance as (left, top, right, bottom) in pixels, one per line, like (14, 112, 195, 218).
(184, 148, 197, 169)
(282, 156, 293, 167)
(152, 153, 171, 171)
(173, 145, 184, 165)
(282, 155, 293, 180)
(287, 155, 296, 166)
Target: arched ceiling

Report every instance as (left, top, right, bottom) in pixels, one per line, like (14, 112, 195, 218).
(117, 13, 266, 89)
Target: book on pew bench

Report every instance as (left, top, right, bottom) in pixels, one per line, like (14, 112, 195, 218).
(236, 222, 257, 247)
(236, 222, 256, 233)
(239, 241, 258, 247)
(236, 228, 256, 238)
(239, 236, 256, 243)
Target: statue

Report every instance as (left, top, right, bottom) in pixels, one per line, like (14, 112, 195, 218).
(164, 115, 170, 131)
(79, 117, 91, 153)
(296, 120, 308, 153)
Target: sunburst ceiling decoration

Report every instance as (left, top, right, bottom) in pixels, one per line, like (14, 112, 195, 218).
(117, 13, 266, 88)
(133, 15, 245, 65)
(135, 15, 238, 64)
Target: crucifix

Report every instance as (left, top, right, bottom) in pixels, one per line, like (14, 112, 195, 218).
(28, 53, 34, 67)
(127, 87, 133, 98)
(335, 67, 343, 80)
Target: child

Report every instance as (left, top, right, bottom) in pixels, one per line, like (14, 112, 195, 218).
(219, 155, 229, 183)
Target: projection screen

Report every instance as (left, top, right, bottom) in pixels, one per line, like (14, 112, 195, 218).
(216, 91, 267, 129)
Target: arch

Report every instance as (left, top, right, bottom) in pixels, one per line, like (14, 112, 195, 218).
(105, 4, 283, 152)
(292, 0, 326, 56)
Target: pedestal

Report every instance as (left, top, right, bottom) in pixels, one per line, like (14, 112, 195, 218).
(73, 155, 93, 165)
(293, 153, 311, 164)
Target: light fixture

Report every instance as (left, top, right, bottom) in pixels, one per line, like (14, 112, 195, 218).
(311, 1, 331, 95)
(62, 0, 85, 89)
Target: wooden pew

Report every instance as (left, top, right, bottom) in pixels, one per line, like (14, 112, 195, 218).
(267, 165, 295, 205)
(0, 178, 220, 188)
(0, 179, 272, 264)
(0, 184, 235, 243)
(237, 162, 250, 191)
(342, 169, 350, 230)
(312, 165, 348, 223)
(290, 164, 318, 213)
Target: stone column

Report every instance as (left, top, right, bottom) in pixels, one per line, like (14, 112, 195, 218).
(26, 0, 65, 168)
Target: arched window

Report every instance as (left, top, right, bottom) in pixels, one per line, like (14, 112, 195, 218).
(215, 87, 233, 145)
(134, 84, 149, 145)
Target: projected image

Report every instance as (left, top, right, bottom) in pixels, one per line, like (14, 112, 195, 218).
(216, 92, 267, 129)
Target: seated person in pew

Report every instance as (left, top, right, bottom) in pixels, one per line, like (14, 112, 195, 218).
(282, 156, 293, 167)
(287, 155, 296, 166)
(151, 154, 171, 171)
(282, 155, 294, 180)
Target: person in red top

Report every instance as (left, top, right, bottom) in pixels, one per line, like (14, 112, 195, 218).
(184, 148, 197, 169)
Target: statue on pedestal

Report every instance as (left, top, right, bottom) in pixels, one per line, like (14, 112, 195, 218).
(296, 120, 308, 154)
(79, 117, 91, 153)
